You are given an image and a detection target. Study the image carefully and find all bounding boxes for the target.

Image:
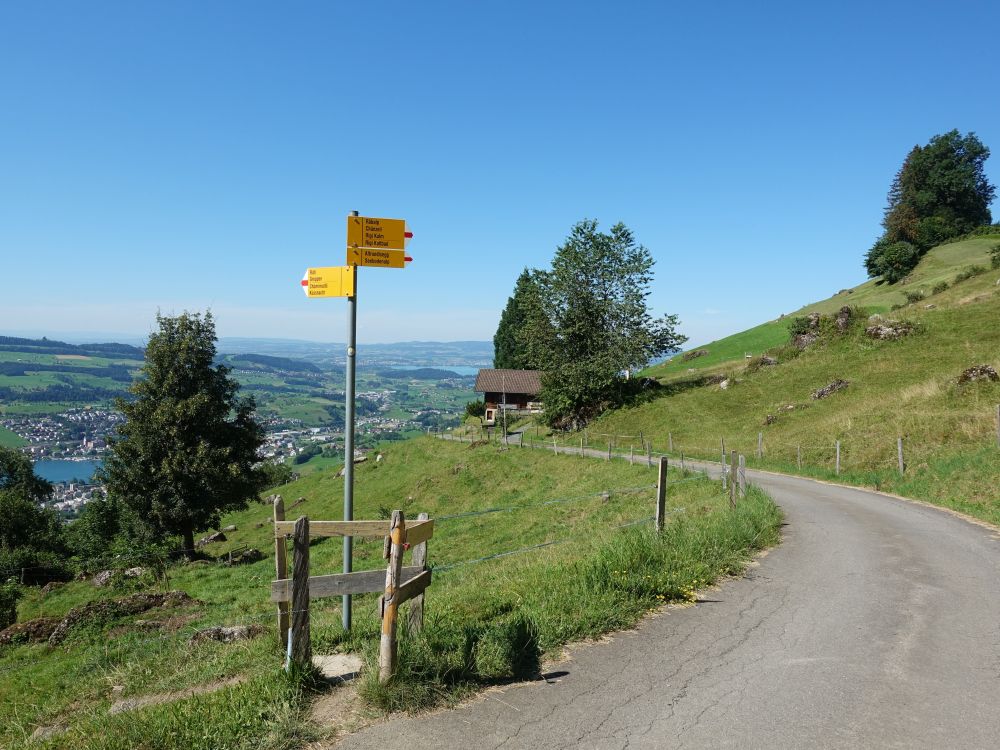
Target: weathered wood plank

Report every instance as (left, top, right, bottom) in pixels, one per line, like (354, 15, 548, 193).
(290, 517, 311, 668)
(404, 519, 434, 546)
(271, 565, 423, 602)
(395, 570, 432, 606)
(408, 512, 429, 634)
(273, 496, 289, 646)
(273, 518, 433, 540)
(379, 511, 405, 683)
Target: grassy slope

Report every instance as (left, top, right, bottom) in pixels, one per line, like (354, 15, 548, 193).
(2, 437, 781, 749)
(654, 236, 999, 379)
(584, 236, 1000, 524)
(0, 425, 27, 447)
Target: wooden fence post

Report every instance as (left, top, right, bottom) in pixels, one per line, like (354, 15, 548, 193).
(729, 451, 738, 509)
(290, 516, 311, 670)
(797, 444, 801, 470)
(408, 512, 429, 634)
(835, 441, 841, 475)
(646, 442, 652, 467)
(668, 432, 674, 452)
(379, 510, 405, 684)
(272, 505, 290, 650)
(630, 445, 634, 465)
(897, 437, 905, 475)
(720, 438, 727, 490)
(995, 404, 999, 448)
(738, 454, 746, 497)
(655, 456, 668, 532)
(580, 436, 584, 457)
(552, 438, 558, 455)
(680, 451, 685, 474)
(757, 432, 763, 459)
(607, 441, 612, 461)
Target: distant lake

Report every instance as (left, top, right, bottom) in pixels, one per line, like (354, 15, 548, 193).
(34, 459, 102, 484)
(382, 365, 482, 376)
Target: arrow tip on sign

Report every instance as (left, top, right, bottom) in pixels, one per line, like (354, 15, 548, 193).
(404, 231, 413, 239)
(405, 256, 413, 262)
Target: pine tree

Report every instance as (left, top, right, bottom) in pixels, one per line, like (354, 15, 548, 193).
(493, 269, 545, 369)
(102, 312, 265, 556)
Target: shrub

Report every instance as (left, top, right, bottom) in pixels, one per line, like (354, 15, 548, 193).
(866, 240, 921, 284)
(0, 581, 22, 629)
(990, 243, 1000, 269)
(954, 265, 987, 283)
(464, 400, 486, 419)
(787, 317, 814, 337)
(931, 281, 949, 295)
(903, 290, 925, 304)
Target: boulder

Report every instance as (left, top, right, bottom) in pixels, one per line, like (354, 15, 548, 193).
(958, 365, 999, 384)
(719, 379, 730, 390)
(835, 305, 852, 332)
(196, 531, 227, 547)
(189, 624, 263, 644)
(865, 315, 914, 341)
(812, 379, 849, 400)
(41, 581, 64, 595)
(764, 414, 777, 425)
(792, 332, 819, 350)
(681, 349, 709, 361)
(222, 525, 237, 533)
(228, 548, 265, 566)
(0, 616, 60, 645)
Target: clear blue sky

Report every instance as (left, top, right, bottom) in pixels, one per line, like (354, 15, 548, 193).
(2, 0, 998, 349)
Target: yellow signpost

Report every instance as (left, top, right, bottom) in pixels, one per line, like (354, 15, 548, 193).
(347, 247, 407, 268)
(347, 215, 408, 250)
(300, 266, 354, 298)
(298, 211, 414, 634)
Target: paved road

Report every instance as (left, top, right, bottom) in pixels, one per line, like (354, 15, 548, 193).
(338, 464, 1000, 749)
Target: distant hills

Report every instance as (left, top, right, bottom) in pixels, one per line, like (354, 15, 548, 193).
(0, 336, 144, 359)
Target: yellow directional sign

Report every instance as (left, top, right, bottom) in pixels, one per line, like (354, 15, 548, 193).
(347, 247, 407, 268)
(347, 215, 408, 250)
(301, 266, 354, 298)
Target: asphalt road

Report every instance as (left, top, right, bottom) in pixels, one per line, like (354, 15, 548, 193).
(337, 464, 1000, 749)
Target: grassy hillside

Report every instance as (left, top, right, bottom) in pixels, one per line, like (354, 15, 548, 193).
(1, 437, 781, 749)
(571, 235, 1000, 524)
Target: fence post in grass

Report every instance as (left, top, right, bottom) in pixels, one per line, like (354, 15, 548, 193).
(738, 454, 747, 498)
(680, 451, 686, 474)
(552, 438, 558, 455)
(797, 444, 801, 470)
(655, 456, 668, 533)
(995, 404, 999, 448)
(607, 441, 612, 461)
(729, 451, 738, 509)
(272, 497, 289, 647)
(408, 512, 429, 634)
(897, 437, 905, 475)
(835, 441, 841, 475)
(290, 516, 311, 670)
(580, 436, 584, 457)
(646, 442, 652, 467)
(720, 438, 727, 490)
(379, 510, 405, 683)
(668, 432, 674, 452)
(630, 445, 634, 465)
(757, 432, 763, 459)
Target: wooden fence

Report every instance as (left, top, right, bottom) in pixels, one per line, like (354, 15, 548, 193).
(271, 498, 434, 682)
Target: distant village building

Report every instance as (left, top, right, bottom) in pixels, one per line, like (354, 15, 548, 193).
(474, 369, 543, 425)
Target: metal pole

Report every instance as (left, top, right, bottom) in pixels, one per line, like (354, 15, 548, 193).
(343, 211, 359, 631)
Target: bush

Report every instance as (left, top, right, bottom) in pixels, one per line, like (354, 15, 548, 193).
(874, 242, 922, 284)
(464, 400, 486, 419)
(0, 581, 21, 629)
(787, 317, 814, 337)
(903, 290, 926, 304)
(954, 265, 987, 283)
(931, 281, 949, 295)
(990, 244, 1000, 269)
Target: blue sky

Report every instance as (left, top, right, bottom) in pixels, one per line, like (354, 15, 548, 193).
(2, 0, 998, 349)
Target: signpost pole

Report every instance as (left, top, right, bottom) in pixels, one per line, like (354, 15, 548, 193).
(343, 213, 360, 631)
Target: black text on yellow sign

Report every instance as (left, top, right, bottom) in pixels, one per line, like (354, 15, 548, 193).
(347, 247, 407, 269)
(301, 266, 355, 298)
(347, 215, 407, 250)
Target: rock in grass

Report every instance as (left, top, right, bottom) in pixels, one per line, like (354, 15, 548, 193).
(197, 531, 227, 547)
(812, 379, 849, 400)
(189, 624, 263, 644)
(0, 617, 60, 645)
(958, 364, 999, 384)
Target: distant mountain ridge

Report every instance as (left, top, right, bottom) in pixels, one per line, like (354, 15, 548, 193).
(0, 336, 144, 359)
